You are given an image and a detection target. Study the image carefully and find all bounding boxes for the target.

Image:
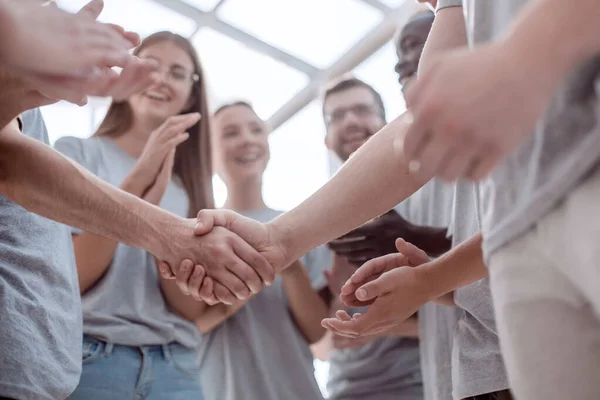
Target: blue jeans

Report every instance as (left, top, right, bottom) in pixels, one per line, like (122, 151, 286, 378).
(68, 336, 204, 400)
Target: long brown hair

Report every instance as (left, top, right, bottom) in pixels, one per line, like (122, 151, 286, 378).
(95, 31, 214, 216)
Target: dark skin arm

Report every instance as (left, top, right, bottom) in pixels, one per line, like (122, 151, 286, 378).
(328, 209, 450, 265)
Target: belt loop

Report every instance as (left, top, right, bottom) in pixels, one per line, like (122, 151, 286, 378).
(103, 342, 114, 356)
(162, 344, 171, 362)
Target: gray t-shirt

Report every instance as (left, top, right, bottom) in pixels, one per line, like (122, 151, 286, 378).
(449, 181, 508, 399)
(398, 179, 460, 400)
(0, 110, 82, 400)
(460, 1, 600, 263)
(198, 208, 330, 400)
(54, 136, 201, 348)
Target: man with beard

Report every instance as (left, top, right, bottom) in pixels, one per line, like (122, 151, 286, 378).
(321, 75, 451, 400)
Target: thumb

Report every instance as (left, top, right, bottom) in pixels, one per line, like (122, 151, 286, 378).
(77, 0, 104, 20)
(354, 272, 393, 302)
(194, 209, 217, 236)
(395, 238, 430, 266)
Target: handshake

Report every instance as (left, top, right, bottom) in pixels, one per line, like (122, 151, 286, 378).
(153, 209, 291, 305)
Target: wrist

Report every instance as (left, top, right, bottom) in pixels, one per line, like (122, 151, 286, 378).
(413, 260, 448, 302)
(266, 219, 294, 272)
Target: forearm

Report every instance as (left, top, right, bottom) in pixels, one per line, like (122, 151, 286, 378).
(161, 278, 208, 322)
(419, 6, 468, 76)
(195, 300, 249, 334)
(282, 261, 328, 344)
(384, 316, 419, 338)
(271, 114, 430, 268)
(417, 233, 487, 299)
(0, 131, 177, 255)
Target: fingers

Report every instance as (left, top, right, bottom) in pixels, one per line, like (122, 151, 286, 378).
(210, 268, 251, 303)
(340, 253, 404, 296)
(354, 272, 394, 302)
(466, 146, 504, 181)
(160, 113, 202, 138)
(77, 0, 104, 20)
(188, 265, 206, 302)
(322, 311, 376, 338)
(195, 209, 236, 236)
(158, 260, 175, 279)
(213, 281, 237, 305)
(199, 278, 220, 305)
(394, 239, 430, 266)
(175, 259, 194, 295)
(231, 236, 275, 288)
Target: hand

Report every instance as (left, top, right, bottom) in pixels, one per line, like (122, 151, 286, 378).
(340, 238, 430, 307)
(142, 149, 175, 206)
(0, 0, 131, 77)
(21, 0, 156, 106)
(323, 255, 357, 296)
(159, 209, 288, 304)
(328, 210, 415, 265)
(321, 239, 433, 338)
(402, 40, 559, 182)
(126, 113, 199, 194)
(154, 218, 275, 305)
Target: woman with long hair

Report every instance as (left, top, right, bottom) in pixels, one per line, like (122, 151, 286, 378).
(195, 101, 330, 400)
(55, 31, 212, 399)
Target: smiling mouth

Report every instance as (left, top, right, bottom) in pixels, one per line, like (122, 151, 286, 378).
(145, 91, 170, 102)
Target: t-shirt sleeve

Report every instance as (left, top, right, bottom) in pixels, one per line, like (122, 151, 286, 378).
(53, 136, 91, 235)
(300, 245, 332, 291)
(436, 0, 462, 12)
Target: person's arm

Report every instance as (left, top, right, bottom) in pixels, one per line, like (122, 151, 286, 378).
(414, 232, 486, 297)
(419, 1, 467, 76)
(281, 261, 328, 344)
(0, 122, 273, 298)
(269, 114, 431, 270)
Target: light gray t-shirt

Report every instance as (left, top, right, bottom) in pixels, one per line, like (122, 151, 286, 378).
(460, 1, 600, 263)
(398, 179, 460, 400)
(0, 110, 82, 400)
(198, 208, 330, 400)
(55, 136, 201, 348)
(449, 181, 508, 399)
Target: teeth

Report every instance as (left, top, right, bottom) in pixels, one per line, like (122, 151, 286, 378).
(237, 154, 259, 162)
(146, 91, 167, 101)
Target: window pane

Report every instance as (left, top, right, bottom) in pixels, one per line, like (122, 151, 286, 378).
(180, 0, 223, 11)
(57, 0, 197, 37)
(354, 41, 406, 122)
(193, 28, 309, 119)
(217, 0, 383, 68)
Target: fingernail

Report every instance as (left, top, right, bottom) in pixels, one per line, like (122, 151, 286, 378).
(192, 268, 202, 278)
(356, 288, 367, 300)
(181, 263, 190, 272)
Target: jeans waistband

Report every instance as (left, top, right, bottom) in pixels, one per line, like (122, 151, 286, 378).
(83, 335, 186, 361)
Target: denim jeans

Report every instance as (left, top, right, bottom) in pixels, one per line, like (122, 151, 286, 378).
(68, 336, 204, 400)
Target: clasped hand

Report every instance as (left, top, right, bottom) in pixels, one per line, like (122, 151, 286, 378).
(157, 209, 289, 305)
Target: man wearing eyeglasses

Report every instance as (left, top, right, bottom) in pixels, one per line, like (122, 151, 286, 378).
(318, 76, 452, 400)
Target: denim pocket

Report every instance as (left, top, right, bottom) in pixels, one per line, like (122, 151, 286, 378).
(81, 339, 103, 364)
(170, 348, 201, 376)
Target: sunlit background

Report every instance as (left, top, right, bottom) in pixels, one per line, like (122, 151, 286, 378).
(46, 0, 426, 396)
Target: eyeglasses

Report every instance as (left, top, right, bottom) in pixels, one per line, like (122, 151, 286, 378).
(150, 62, 199, 85)
(325, 104, 378, 126)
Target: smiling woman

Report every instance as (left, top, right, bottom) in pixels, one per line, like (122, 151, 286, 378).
(52, 31, 212, 400)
